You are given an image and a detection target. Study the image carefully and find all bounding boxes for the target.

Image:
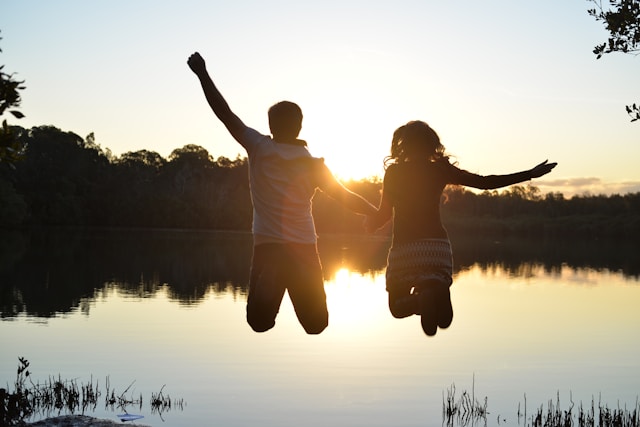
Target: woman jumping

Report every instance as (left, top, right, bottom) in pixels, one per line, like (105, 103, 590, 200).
(365, 120, 557, 336)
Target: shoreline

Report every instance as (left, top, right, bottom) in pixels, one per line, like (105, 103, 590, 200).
(27, 415, 150, 427)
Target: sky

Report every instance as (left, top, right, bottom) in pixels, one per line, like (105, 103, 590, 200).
(1, 0, 639, 197)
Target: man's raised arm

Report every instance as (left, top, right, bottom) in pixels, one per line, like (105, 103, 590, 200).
(187, 52, 246, 143)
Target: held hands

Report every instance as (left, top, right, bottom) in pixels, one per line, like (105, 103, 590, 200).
(363, 215, 375, 234)
(363, 212, 384, 234)
(187, 52, 207, 76)
(530, 160, 557, 179)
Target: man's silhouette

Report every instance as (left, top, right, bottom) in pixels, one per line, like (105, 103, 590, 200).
(188, 52, 376, 334)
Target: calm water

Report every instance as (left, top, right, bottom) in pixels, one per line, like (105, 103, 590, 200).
(1, 229, 639, 427)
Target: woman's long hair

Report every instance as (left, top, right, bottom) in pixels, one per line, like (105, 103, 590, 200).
(384, 121, 449, 168)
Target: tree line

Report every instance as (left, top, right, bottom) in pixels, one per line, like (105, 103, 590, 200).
(1, 125, 639, 239)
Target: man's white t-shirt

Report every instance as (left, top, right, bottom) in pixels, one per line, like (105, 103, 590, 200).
(240, 127, 320, 245)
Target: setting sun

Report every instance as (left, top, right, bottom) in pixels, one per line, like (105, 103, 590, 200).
(294, 90, 402, 182)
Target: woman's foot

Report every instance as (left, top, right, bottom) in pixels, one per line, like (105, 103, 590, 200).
(419, 286, 438, 336)
(417, 279, 453, 336)
(436, 285, 453, 329)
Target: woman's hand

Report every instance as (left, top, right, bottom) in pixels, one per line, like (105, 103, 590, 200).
(530, 160, 557, 179)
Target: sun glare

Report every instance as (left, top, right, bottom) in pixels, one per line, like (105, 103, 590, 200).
(299, 98, 397, 182)
(324, 268, 388, 331)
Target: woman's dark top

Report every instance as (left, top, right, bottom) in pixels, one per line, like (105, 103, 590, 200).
(383, 159, 532, 245)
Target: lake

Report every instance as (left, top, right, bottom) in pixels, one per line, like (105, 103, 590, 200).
(1, 228, 639, 427)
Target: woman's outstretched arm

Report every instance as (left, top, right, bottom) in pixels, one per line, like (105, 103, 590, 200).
(453, 160, 557, 190)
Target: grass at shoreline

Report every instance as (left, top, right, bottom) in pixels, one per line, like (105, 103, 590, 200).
(3, 358, 638, 426)
(443, 381, 639, 427)
(0, 358, 183, 426)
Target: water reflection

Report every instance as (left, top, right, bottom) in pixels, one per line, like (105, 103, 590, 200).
(1, 229, 639, 427)
(0, 228, 638, 319)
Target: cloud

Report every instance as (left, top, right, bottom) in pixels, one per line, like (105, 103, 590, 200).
(535, 177, 640, 197)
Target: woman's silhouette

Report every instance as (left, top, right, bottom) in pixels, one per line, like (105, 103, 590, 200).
(366, 120, 557, 336)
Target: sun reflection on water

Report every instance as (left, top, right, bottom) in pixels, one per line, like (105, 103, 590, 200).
(324, 267, 387, 331)
(2, 258, 640, 427)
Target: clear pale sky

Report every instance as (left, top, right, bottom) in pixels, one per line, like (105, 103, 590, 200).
(2, 1, 638, 196)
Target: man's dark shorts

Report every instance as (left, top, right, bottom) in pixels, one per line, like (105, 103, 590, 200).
(247, 242, 328, 334)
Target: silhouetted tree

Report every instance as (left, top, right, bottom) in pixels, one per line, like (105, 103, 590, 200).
(588, 0, 640, 121)
(0, 30, 27, 165)
(3, 124, 640, 239)
(107, 149, 166, 226)
(11, 126, 110, 225)
(0, 175, 26, 226)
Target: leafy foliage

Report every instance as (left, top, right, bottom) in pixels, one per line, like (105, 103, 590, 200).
(588, 0, 640, 58)
(587, 0, 640, 121)
(0, 30, 27, 164)
(626, 102, 640, 122)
